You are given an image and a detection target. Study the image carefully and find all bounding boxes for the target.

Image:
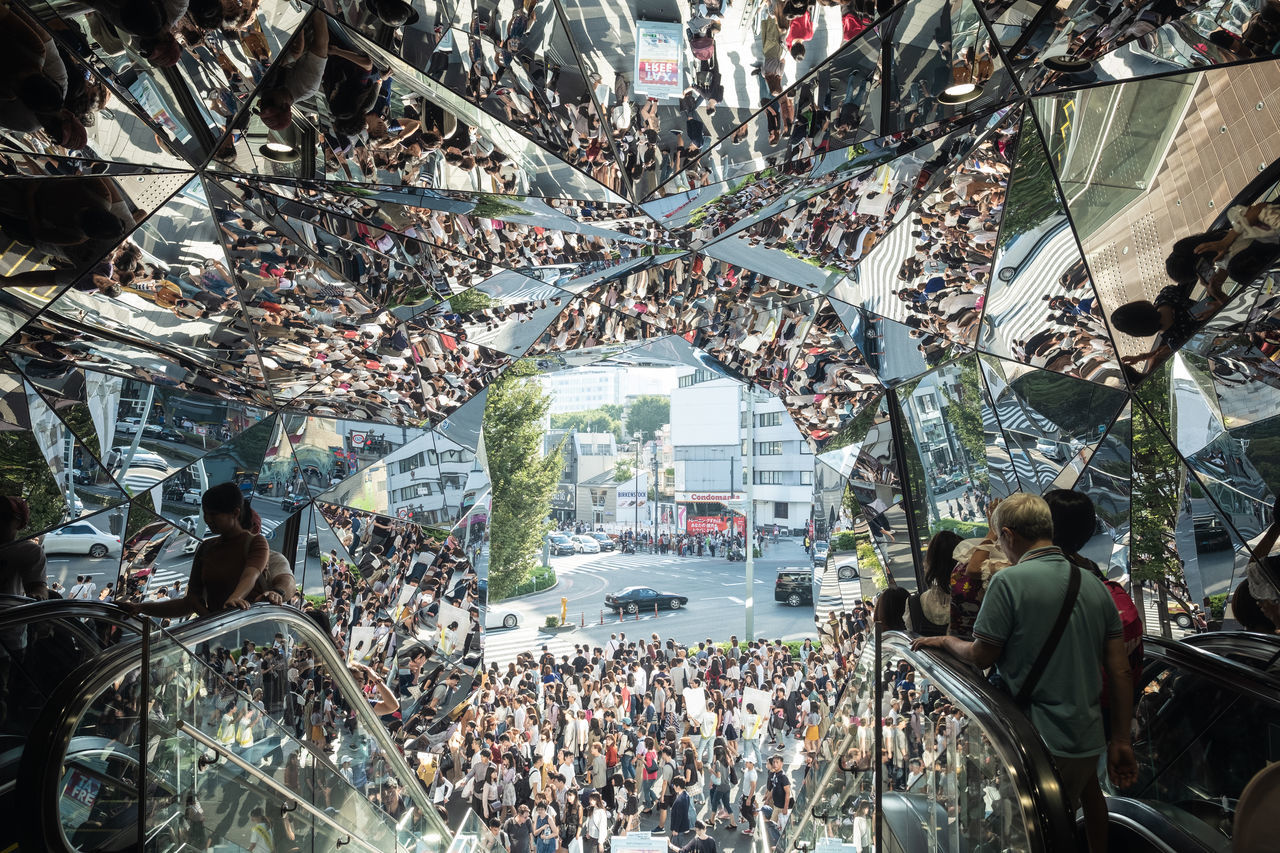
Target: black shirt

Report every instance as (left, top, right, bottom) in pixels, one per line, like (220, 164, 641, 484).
(1154, 283, 1198, 350)
(503, 818, 533, 853)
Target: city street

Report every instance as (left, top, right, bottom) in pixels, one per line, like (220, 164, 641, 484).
(482, 537, 823, 666)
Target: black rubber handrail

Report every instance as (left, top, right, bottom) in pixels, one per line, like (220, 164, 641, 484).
(880, 632, 1080, 851)
(1144, 635, 1280, 704)
(1181, 631, 1280, 676)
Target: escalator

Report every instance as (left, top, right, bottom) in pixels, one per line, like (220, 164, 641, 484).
(3, 600, 472, 853)
(781, 630, 1266, 852)
(1182, 631, 1280, 676)
(1108, 636, 1280, 851)
(780, 631, 1078, 853)
(0, 599, 142, 818)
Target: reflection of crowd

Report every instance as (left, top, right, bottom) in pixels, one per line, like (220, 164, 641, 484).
(583, 255, 810, 339)
(887, 125, 1014, 346)
(214, 191, 509, 424)
(1006, 259, 1120, 382)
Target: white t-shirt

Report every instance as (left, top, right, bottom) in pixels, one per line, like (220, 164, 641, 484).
(285, 51, 328, 104)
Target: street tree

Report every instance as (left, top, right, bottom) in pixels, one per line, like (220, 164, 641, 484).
(551, 408, 621, 438)
(483, 361, 563, 601)
(1131, 380, 1192, 627)
(625, 395, 669, 440)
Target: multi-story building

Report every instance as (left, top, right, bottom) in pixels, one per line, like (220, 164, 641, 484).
(543, 430, 618, 524)
(670, 370, 813, 534)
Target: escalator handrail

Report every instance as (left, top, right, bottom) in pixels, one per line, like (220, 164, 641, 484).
(1143, 635, 1280, 703)
(1180, 631, 1280, 675)
(13, 605, 444, 853)
(154, 605, 447, 837)
(0, 597, 144, 638)
(881, 631, 1080, 852)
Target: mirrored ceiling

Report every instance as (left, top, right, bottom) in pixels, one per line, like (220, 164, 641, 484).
(1, 0, 1279, 674)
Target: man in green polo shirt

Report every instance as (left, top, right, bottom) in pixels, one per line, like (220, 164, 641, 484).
(913, 493, 1137, 853)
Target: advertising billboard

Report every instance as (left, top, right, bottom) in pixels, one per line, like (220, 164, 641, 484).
(634, 21, 683, 99)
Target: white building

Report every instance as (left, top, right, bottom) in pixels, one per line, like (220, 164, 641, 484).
(670, 369, 814, 533)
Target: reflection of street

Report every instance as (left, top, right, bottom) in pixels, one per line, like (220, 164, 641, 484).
(481, 538, 820, 665)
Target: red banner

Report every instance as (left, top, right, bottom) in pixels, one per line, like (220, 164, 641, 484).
(686, 515, 747, 535)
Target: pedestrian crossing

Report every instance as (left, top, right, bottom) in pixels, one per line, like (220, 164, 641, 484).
(142, 563, 191, 598)
(983, 225, 1083, 349)
(829, 218, 916, 323)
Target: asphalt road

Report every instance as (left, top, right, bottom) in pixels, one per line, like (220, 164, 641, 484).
(482, 538, 823, 666)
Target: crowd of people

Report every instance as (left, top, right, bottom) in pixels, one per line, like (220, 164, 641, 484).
(428, 630, 840, 853)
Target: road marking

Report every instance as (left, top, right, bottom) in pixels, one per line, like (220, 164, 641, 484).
(728, 597, 744, 604)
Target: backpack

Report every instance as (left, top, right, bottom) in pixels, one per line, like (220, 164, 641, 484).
(1102, 578, 1144, 704)
(514, 773, 531, 804)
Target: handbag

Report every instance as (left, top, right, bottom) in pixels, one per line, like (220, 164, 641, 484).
(991, 562, 1081, 713)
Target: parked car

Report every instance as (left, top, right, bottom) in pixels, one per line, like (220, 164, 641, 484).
(485, 607, 520, 630)
(590, 532, 617, 551)
(182, 489, 203, 505)
(43, 522, 121, 558)
(811, 540, 829, 566)
(605, 586, 688, 614)
(775, 568, 814, 607)
(547, 534, 575, 556)
(570, 534, 601, 554)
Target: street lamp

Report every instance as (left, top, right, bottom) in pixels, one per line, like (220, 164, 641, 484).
(633, 431, 641, 551)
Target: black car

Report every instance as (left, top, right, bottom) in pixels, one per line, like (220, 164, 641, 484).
(590, 533, 617, 551)
(547, 534, 575, 556)
(605, 586, 688, 614)
(775, 568, 814, 607)
(282, 494, 309, 513)
(1193, 515, 1232, 551)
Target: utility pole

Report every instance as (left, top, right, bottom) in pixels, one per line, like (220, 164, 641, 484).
(744, 386, 756, 643)
(633, 432, 641, 550)
(651, 437, 660, 549)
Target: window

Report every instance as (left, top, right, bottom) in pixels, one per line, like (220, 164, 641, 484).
(754, 471, 785, 485)
(918, 393, 939, 415)
(755, 441, 783, 456)
(800, 470, 813, 485)
(397, 453, 424, 474)
(757, 412, 783, 427)
(426, 450, 439, 465)
(774, 502, 789, 519)
(740, 411, 749, 429)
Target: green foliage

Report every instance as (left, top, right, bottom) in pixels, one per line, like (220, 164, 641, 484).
(1208, 593, 1228, 619)
(832, 530, 860, 553)
(545, 615, 562, 628)
(856, 535, 888, 591)
(625, 395, 670, 440)
(449, 289, 495, 314)
(932, 518, 988, 538)
(942, 358, 987, 468)
(510, 566, 556, 597)
(551, 408, 622, 439)
(614, 459, 634, 483)
(1130, 390, 1186, 597)
(484, 362, 563, 601)
(0, 430, 67, 534)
